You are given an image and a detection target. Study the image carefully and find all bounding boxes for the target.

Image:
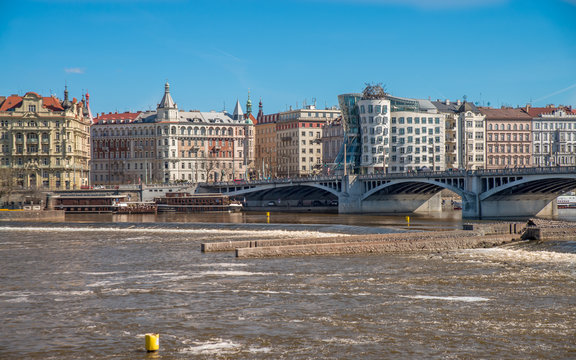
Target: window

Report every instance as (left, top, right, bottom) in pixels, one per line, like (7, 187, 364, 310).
(28, 105, 36, 112)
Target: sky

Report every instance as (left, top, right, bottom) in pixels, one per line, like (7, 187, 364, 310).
(1, 0, 575, 116)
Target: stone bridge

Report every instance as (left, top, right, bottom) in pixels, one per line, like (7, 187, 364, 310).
(198, 167, 576, 219)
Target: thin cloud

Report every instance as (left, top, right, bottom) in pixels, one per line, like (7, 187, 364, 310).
(533, 83, 576, 103)
(65, 67, 85, 74)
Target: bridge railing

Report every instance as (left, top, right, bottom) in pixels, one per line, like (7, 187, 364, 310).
(206, 175, 344, 188)
(200, 166, 576, 188)
(359, 166, 576, 180)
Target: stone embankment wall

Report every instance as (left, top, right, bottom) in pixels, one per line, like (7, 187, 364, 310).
(235, 234, 516, 258)
(462, 222, 525, 235)
(203, 230, 481, 253)
(522, 218, 576, 241)
(0, 210, 65, 221)
(201, 228, 519, 259)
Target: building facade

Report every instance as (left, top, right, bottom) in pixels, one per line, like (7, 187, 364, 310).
(321, 116, 344, 173)
(433, 100, 485, 170)
(254, 100, 278, 179)
(91, 83, 255, 185)
(357, 85, 391, 174)
(529, 106, 576, 167)
(0, 89, 91, 190)
(480, 107, 532, 169)
(275, 105, 340, 177)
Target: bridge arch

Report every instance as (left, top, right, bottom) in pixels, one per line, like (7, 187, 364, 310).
(480, 175, 576, 201)
(361, 179, 466, 202)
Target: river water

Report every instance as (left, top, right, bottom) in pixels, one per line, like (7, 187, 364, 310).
(1, 212, 575, 359)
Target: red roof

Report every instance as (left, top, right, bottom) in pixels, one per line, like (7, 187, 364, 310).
(478, 107, 532, 120)
(0, 93, 65, 112)
(0, 95, 23, 111)
(93, 111, 141, 124)
(43, 96, 64, 111)
(524, 106, 567, 117)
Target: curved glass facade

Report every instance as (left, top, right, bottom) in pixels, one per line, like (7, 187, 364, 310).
(335, 93, 362, 173)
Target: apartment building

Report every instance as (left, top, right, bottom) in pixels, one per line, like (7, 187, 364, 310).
(91, 83, 254, 184)
(480, 107, 532, 169)
(275, 105, 340, 177)
(0, 88, 91, 189)
(528, 105, 576, 167)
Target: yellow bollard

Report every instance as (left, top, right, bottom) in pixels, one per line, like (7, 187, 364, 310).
(266, 212, 270, 224)
(145, 333, 159, 352)
(405, 216, 410, 227)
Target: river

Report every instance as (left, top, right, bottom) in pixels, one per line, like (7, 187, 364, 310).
(1, 212, 575, 359)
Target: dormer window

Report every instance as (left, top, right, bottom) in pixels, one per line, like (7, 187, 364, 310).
(28, 105, 36, 112)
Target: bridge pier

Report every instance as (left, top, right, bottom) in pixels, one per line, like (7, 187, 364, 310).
(340, 193, 443, 214)
(476, 197, 558, 219)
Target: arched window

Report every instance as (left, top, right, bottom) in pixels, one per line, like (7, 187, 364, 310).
(171, 126, 176, 135)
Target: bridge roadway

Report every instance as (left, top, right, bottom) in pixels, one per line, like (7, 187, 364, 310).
(198, 166, 576, 219)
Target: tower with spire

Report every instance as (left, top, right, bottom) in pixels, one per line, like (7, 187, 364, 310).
(61, 85, 72, 111)
(157, 82, 178, 120)
(245, 90, 252, 119)
(257, 97, 263, 123)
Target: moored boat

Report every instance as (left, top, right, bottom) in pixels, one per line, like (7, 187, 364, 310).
(154, 192, 242, 213)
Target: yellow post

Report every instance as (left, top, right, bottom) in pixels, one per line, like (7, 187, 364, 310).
(405, 216, 410, 227)
(266, 212, 270, 224)
(145, 333, 159, 352)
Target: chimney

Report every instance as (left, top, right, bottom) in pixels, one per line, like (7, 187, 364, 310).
(525, 104, 531, 113)
(457, 99, 461, 106)
(445, 99, 450, 105)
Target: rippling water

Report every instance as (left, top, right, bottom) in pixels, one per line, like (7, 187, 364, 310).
(1, 214, 575, 359)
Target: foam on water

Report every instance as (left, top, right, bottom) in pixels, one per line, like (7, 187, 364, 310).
(401, 295, 491, 302)
(0, 226, 343, 239)
(465, 247, 576, 264)
(198, 270, 275, 276)
(179, 339, 241, 355)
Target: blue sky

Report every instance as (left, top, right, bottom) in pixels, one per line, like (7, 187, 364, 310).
(1, 0, 575, 115)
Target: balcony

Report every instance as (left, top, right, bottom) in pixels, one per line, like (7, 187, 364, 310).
(27, 138, 39, 144)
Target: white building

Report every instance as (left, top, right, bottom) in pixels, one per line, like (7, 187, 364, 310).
(433, 100, 485, 170)
(91, 83, 255, 185)
(532, 108, 576, 167)
(357, 86, 391, 174)
(389, 97, 446, 173)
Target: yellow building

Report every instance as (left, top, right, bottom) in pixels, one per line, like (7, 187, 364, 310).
(0, 88, 91, 190)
